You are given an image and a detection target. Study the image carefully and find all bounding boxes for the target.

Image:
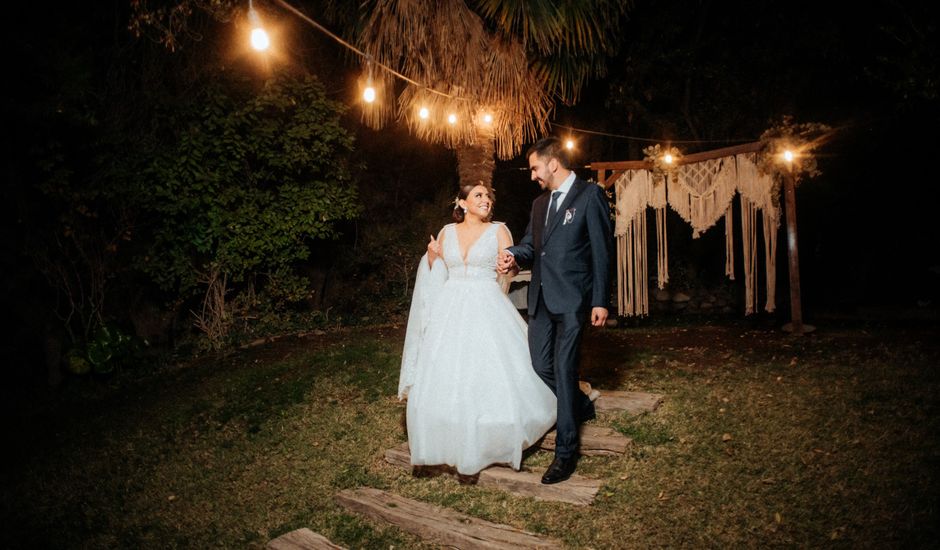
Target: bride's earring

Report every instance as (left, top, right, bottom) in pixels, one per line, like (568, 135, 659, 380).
(462, 207, 467, 213)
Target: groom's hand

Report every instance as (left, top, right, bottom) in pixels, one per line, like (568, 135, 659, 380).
(590, 307, 609, 327)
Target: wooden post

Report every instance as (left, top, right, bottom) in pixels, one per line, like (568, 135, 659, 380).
(783, 171, 805, 334)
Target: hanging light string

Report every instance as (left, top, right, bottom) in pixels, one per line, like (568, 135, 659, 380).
(551, 124, 758, 145)
(263, 0, 846, 147)
(270, 0, 465, 101)
(265, 0, 755, 143)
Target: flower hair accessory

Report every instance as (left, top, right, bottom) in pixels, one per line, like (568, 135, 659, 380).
(453, 196, 460, 209)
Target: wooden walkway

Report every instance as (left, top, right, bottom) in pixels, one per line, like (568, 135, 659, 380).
(266, 528, 346, 550)
(336, 487, 563, 549)
(267, 388, 664, 549)
(385, 442, 603, 506)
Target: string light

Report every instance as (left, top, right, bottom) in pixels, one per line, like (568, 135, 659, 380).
(565, 138, 575, 150)
(248, 0, 270, 51)
(262, 0, 782, 150)
(663, 153, 674, 164)
(783, 149, 794, 162)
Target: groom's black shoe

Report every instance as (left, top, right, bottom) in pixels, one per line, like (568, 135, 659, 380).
(541, 455, 578, 484)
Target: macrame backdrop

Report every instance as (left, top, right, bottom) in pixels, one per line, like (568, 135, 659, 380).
(614, 170, 666, 316)
(612, 153, 779, 317)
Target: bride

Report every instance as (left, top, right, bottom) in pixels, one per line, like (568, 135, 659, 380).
(399, 182, 556, 475)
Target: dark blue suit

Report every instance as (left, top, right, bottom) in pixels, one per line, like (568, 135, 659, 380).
(507, 178, 612, 458)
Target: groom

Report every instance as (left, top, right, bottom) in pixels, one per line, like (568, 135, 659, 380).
(498, 137, 612, 484)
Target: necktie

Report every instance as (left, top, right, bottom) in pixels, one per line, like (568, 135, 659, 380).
(545, 191, 562, 227)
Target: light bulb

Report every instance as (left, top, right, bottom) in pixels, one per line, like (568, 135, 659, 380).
(565, 139, 575, 150)
(419, 107, 430, 119)
(251, 27, 270, 51)
(363, 86, 376, 103)
(483, 113, 493, 124)
(448, 113, 457, 124)
(783, 150, 794, 162)
(663, 153, 673, 164)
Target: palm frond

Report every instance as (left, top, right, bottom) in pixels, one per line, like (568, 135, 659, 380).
(352, 0, 630, 158)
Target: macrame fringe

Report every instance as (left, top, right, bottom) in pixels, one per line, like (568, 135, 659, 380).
(724, 205, 735, 280)
(611, 153, 781, 317)
(741, 196, 758, 315)
(656, 207, 668, 289)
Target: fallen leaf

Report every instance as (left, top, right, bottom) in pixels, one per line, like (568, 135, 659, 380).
(722, 433, 732, 442)
(775, 512, 782, 524)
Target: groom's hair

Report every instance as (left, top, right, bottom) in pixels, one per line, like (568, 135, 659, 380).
(527, 137, 571, 170)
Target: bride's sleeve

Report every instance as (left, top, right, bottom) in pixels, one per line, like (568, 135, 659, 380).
(398, 249, 447, 400)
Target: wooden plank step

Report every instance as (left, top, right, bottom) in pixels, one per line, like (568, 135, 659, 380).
(385, 443, 601, 506)
(539, 424, 632, 456)
(594, 390, 664, 414)
(266, 528, 345, 550)
(335, 487, 563, 550)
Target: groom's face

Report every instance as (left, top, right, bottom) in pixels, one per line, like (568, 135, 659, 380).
(528, 152, 555, 191)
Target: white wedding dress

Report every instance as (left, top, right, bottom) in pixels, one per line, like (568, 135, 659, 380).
(399, 222, 556, 475)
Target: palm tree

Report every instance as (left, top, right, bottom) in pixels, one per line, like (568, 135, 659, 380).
(352, 0, 632, 187)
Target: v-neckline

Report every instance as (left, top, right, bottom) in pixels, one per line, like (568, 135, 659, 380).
(454, 223, 493, 265)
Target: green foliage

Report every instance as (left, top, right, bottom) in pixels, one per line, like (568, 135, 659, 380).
(137, 72, 361, 299)
(64, 324, 140, 375)
(86, 324, 136, 374)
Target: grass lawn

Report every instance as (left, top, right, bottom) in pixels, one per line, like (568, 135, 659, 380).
(2, 319, 938, 548)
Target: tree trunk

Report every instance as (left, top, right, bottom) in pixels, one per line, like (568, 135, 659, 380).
(455, 130, 496, 189)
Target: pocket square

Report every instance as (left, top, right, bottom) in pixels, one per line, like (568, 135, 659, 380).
(563, 208, 577, 225)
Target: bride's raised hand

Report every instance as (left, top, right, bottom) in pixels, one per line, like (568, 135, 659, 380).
(427, 234, 443, 264)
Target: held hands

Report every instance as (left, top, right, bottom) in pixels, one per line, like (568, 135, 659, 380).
(496, 250, 517, 275)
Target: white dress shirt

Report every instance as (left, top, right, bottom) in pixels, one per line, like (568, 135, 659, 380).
(545, 171, 577, 224)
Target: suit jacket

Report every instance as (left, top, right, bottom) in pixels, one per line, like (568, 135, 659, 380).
(507, 178, 612, 315)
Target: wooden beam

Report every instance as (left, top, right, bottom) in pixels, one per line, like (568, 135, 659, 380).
(589, 141, 763, 172)
(335, 487, 563, 549)
(384, 443, 601, 506)
(266, 528, 345, 550)
(783, 172, 805, 334)
(594, 390, 664, 414)
(590, 159, 650, 171)
(538, 424, 631, 455)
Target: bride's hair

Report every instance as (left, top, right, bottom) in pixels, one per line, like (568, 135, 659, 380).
(453, 183, 496, 223)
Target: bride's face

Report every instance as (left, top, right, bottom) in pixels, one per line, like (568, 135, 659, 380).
(460, 185, 493, 220)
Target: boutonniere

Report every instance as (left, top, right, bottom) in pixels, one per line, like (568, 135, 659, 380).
(563, 208, 577, 225)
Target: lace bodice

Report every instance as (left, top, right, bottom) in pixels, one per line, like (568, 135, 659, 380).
(442, 223, 500, 281)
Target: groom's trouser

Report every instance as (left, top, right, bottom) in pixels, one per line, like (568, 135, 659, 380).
(528, 293, 596, 459)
